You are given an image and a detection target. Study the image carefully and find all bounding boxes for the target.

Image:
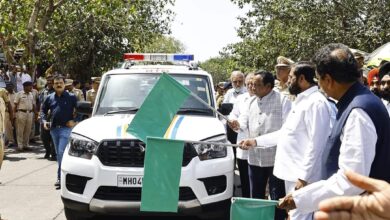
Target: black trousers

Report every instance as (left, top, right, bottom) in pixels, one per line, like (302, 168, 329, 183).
(40, 124, 55, 157)
(237, 158, 250, 198)
(248, 165, 287, 220)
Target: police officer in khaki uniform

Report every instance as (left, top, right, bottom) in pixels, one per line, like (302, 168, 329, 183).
(86, 77, 100, 106)
(5, 82, 16, 147)
(65, 79, 84, 101)
(14, 81, 36, 151)
(274, 56, 295, 101)
(30, 86, 39, 141)
(0, 79, 13, 169)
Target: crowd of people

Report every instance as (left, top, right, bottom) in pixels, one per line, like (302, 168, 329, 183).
(0, 43, 389, 220)
(0, 64, 101, 190)
(217, 43, 390, 220)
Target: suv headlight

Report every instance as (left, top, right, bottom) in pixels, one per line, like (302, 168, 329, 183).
(68, 133, 99, 159)
(192, 135, 228, 161)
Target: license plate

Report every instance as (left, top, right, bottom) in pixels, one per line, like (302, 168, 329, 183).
(117, 175, 143, 187)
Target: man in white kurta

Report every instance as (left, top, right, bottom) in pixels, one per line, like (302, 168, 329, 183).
(246, 62, 336, 220)
(227, 73, 254, 198)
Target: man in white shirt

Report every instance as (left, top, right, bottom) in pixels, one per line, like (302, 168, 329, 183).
(223, 70, 247, 163)
(227, 73, 255, 198)
(278, 43, 390, 215)
(240, 62, 336, 220)
(229, 71, 291, 220)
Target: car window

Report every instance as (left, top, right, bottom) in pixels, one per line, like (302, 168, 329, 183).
(95, 73, 214, 116)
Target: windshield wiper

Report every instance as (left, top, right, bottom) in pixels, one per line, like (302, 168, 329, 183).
(104, 107, 139, 116)
(177, 108, 212, 114)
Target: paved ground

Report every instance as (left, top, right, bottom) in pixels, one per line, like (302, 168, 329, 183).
(0, 141, 238, 220)
(0, 143, 65, 220)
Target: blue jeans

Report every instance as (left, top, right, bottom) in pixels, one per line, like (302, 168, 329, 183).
(50, 127, 72, 179)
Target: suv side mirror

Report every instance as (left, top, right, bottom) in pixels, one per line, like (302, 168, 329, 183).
(219, 103, 233, 116)
(77, 101, 92, 115)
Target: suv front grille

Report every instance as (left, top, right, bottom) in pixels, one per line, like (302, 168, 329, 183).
(93, 186, 197, 201)
(96, 140, 197, 167)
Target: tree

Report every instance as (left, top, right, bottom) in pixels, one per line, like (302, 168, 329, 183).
(45, 0, 175, 81)
(200, 53, 256, 84)
(0, 0, 174, 81)
(228, 0, 390, 71)
(143, 35, 185, 53)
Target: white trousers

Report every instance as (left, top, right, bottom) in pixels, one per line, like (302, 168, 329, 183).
(285, 181, 313, 220)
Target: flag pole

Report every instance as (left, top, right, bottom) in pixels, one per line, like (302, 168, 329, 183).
(185, 139, 241, 148)
(189, 92, 231, 121)
(181, 139, 264, 149)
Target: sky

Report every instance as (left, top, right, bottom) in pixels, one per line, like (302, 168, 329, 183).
(170, 0, 247, 62)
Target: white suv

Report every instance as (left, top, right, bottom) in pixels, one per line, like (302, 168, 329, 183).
(60, 54, 234, 219)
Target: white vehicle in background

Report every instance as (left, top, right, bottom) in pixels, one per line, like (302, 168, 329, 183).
(60, 53, 234, 219)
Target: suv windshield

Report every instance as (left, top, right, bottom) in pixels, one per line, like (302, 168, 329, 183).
(95, 73, 214, 116)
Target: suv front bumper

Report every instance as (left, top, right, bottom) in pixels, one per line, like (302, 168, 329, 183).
(60, 146, 234, 216)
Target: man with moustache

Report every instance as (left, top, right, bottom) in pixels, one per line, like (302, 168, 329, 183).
(240, 62, 335, 220)
(41, 75, 77, 189)
(231, 71, 291, 220)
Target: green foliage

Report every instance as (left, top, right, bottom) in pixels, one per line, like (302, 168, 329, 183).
(200, 54, 256, 83)
(0, 0, 175, 81)
(226, 0, 390, 71)
(143, 35, 185, 53)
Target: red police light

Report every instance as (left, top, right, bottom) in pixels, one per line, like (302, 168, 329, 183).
(123, 53, 144, 60)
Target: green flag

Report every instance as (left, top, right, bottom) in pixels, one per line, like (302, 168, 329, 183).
(141, 137, 185, 212)
(230, 197, 278, 220)
(127, 73, 191, 142)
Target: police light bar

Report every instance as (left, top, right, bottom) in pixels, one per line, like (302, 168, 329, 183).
(123, 53, 194, 62)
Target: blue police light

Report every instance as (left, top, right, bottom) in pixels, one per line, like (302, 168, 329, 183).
(173, 54, 194, 61)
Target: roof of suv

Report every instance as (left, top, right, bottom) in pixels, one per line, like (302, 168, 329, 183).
(106, 65, 211, 77)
